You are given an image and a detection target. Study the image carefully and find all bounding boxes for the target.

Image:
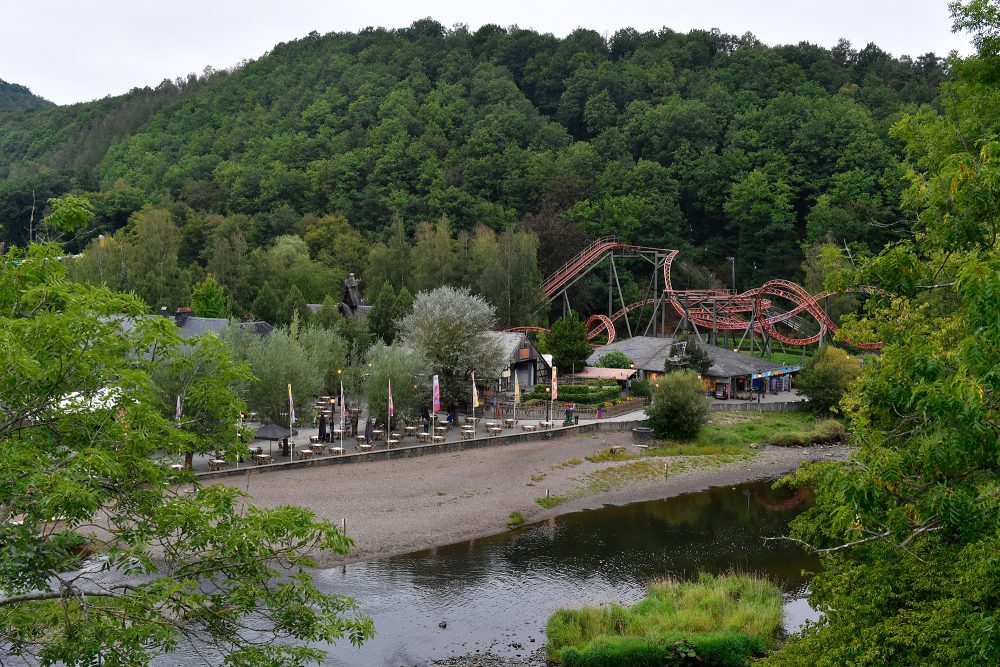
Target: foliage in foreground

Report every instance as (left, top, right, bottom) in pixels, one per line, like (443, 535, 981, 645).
(0, 244, 372, 666)
(763, 6, 1000, 664)
(546, 573, 782, 666)
(645, 371, 709, 439)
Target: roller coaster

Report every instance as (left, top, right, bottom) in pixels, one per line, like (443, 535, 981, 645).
(510, 237, 881, 351)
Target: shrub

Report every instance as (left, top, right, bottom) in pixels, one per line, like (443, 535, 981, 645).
(526, 382, 619, 405)
(629, 379, 651, 398)
(507, 511, 525, 527)
(596, 351, 633, 369)
(794, 344, 861, 414)
(547, 574, 782, 666)
(645, 371, 709, 439)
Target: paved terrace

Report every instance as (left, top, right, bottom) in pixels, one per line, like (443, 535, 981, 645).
(180, 388, 805, 477)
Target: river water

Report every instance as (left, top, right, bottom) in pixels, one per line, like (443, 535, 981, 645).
(312, 481, 818, 666)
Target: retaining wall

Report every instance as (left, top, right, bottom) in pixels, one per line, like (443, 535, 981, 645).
(708, 400, 808, 413)
(196, 418, 646, 481)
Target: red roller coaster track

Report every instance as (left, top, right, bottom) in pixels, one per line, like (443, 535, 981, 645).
(512, 237, 881, 350)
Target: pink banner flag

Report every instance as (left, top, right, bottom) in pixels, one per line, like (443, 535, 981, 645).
(388, 379, 395, 418)
(552, 367, 558, 401)
(432, 374, 441, 413)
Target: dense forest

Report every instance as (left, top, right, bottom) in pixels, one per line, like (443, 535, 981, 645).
(0, 20, 947, 325)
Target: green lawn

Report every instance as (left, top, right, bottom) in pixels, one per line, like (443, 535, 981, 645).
(546, 573, 783, 666)
(646, 412, 845, 456)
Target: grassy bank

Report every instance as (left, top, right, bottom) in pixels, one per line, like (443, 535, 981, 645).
(546, 573, 783, 666)
(646, 412, 846, 456)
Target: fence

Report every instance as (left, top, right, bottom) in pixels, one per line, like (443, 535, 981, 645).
(492, 398, 649, 421)
(708, 400, 808, 413)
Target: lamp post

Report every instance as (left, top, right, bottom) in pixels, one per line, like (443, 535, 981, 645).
(726, 256, 735, 293)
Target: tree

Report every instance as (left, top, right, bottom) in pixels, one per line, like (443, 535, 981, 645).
(397, 286, 505, 406)
(284, 284, 309, 326)
(545, 311, 592, 373)
(0, 244, 372, 666)
(645, 371, 709, 439)
(763, 9, 1000, 664)
(367, 281, 398, 343)
(314, 294, 341, 329)
(413, 216, 457, 291)
(151, 333, 251, 468)
(793, 345, 861, 414)
(298, 323, 350, 394)
(250, 280, 281, 324)
(724, 170, 798, 287)
(363, 342, 431, 425)
(596, 350, 633, 369)
(394, 286, 414, 320)
(43, 193, 94, 238)
(190, 274, 229, 318)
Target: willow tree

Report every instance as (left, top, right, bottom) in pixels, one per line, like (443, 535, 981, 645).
(0, 244, 372, 666)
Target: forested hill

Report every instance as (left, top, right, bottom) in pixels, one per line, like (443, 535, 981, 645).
(0, 20, 945, 290)
(0, 79, 53, 112)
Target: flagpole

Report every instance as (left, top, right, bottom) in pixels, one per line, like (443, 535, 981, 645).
(387, 379, 391, 446)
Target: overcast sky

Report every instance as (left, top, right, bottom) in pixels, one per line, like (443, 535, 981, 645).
(3, 1, 974, 106)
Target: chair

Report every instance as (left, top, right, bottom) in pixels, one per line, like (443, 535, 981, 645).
(208, 459, 228, 472)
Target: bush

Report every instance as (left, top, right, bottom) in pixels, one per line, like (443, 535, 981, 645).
(794, 344, 861, 414)
(547, 574, 782, 666)
(645, 371, 709, 439)
(629, 379, 651, 398)
(596, 351, 633, 369)
(526, 382, 619, 405)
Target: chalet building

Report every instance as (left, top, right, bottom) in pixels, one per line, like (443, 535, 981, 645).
(488, 331, 551, 392)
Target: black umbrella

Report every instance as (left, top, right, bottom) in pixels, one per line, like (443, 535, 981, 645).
(254, 423, 299, 456)
(364, 417, 373, 445)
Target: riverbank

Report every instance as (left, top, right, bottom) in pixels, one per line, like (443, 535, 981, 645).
(225, 427, 850, 566)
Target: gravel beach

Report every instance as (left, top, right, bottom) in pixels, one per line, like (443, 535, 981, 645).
(224, 430, 850, 566)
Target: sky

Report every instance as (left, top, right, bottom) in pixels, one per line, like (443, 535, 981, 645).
(3, 0, 975, 106)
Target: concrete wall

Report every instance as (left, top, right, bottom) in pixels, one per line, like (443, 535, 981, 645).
(196, 419, 647, 481)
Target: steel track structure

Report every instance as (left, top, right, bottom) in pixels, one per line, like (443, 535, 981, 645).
(509, 237, 881, 350)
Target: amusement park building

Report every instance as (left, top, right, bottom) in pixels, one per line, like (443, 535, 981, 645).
(489, 331, 551, 393)
(588, 336, 800, 399)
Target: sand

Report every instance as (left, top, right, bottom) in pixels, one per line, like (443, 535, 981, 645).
(223, 430, 850, 565)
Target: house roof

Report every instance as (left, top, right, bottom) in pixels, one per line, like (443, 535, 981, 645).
(588, 336, 790, 378)
(173, 315, 273, 340)
(488, 331, 527, 362)
(567, 367, 637, 381)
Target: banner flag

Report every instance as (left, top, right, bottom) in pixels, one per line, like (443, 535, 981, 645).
(288, 383, 295, 425)
(552, 367, 558, 401)
(340, 381, 346, 427)
(432, 374, 441, 413)
(388, 379, 395, 417)
(471, 372, 480, 408)
(175, 395, 182, 423)
(513, 371, 521, 405)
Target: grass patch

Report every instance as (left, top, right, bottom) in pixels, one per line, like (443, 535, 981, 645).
(567, 457, 584, 466)
(585, 448, 637, 463)
(531, 473, 547, 482)
(765, 419, 846, 447)
(536, 494, 568, 508)
(586, 460, 664, 490)
(546, 573, 782, 666)
(507, 511, 525, 527)
(646, 412, 840, 456)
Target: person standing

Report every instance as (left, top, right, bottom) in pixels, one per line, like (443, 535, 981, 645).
(318, 414, 327, 443)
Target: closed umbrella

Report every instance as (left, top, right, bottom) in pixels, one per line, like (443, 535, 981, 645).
(365, 417, 373, 445)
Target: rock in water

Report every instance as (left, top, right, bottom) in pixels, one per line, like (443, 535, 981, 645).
(439, 620, 448, 629)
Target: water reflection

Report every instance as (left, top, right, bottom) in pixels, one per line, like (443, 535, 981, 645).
(316, 481, 816, 666)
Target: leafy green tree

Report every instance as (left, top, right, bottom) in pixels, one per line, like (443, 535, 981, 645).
(413, 216, 457, 291)
(724, 169, 798, 287)
(0, 244, 371, 666)
(314, 294, 341, 329)
(596, 350, 633, 368)
(545, 311, 592, 373)
(794, 345, 861, 414)
(152, 333, 251, 468)
(394, 286, 414, 321)
(297, 324, 349, 395)
(190, 274, 229, 318)
(250, 280, 281, 324)
(223, 324, 323, 425)
(284, 284, 309, 326)
(43, 193, 94, 237)
(363, 342, 431, 425)
(365, 221, 412, 298)
(645, 371, 709, 439)
(397, 286, 505, 406)
(672, 335, 715, 375)
(763, 9, 1000, 664)
(367, 282, 398, 343)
